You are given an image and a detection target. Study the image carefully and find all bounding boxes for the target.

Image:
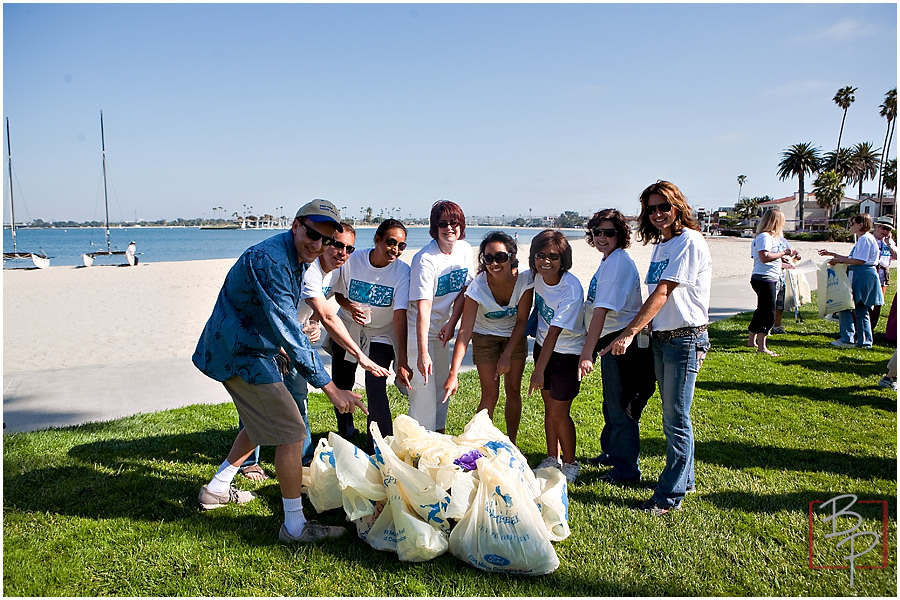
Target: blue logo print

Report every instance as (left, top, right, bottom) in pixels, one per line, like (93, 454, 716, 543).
(586, 277, 597, 303)
(484, 554, 511, 566)
(534, 293, 554, 324)
(484, 307, 517, 319)
(435, 268, 468, 297)
(348, 279, 395, 307)
(647, 258, 669, 284)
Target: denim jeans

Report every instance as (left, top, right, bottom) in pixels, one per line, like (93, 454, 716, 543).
(599, 352, 641, 480)
(651, 331, 710, 508)
(239, 367, 313, 468)
(838, 303, 873, 347)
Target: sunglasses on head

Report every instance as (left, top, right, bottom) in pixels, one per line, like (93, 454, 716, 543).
(536, 252, 561, 262)
(591, 227, 618, 238)
(332, 240, 355, 254)
(384, 238, 407, 251)
(300, 220, 334, 246)
(647, 201, 672, 214)
(482, 251, 511, 265)
(437, 220, 460, 228)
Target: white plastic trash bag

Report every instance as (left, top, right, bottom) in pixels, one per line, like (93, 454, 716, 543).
(817, 261, 854, 317)
(330, 432, 387, 521)
(534, 466, 571, 542)
(304, 437, 342, 513)
(449, 449, 559, 575)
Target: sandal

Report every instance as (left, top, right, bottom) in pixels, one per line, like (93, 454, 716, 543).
(239, 464, 268, 481)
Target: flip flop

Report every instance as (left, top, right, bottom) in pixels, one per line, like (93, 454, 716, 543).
(239, 464, 268, 481)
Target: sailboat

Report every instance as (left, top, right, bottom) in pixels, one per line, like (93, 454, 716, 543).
(3, 118, 50, 269)
(82, 110, 128, 267)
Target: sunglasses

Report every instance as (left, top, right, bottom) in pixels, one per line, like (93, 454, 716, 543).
(647, 201, 672, 214)
(591, 227, 618, 238)
(437, 220, 460, 228)
(332, 240, 355, 254)
(482, 251, 511, 265)
(300, 220, 334, 246)
(535, 252, 561, 262)
(384, 238, 407, 251)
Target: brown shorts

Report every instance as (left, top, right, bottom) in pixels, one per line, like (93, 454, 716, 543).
(471, 332, 529, 365)
(532, 343, 581, 402)
(223, 376, 307, 446)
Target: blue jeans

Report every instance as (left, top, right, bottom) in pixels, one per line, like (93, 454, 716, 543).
(239, 366, 314, 468)
(599, 352, 641, 480)
(838, 303, 873, 347)
(651, 331, 710, 508)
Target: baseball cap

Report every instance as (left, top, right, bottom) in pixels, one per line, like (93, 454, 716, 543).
(294, 199, 343, 232)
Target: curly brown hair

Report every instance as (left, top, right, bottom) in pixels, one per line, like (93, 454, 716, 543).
(585, 208, 631, 250)
(636, 180, 699, 245)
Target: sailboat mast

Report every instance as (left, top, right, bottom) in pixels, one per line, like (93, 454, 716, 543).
(6, 117, 17, 253)
(100, 110, 111, 253)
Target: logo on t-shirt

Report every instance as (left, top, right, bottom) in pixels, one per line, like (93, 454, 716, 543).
(322, 285, 332, 297)
(484, 307, 517, 319)
(348, 279, 395, 307)
(586, 277, 597, 303)
(435, 268, 468, 297)
(647, 258, 669, 285)
(534, 293, 555, 324)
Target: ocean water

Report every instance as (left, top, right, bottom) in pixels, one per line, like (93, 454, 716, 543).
(3, 225, 563, 268)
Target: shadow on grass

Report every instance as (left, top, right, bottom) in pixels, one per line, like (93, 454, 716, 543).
(700, 489, 896, 514)
(696, 380, 896, 410)
(696, 440, 896, 482)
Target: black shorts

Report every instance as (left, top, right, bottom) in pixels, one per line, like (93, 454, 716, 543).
(533, 343, 581, 402)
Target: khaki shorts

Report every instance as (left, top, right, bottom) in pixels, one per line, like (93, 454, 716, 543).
(471, 332, 528, 365)
(223, 376, 307, 446)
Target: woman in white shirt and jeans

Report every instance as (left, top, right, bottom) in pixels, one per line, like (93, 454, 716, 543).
(748, 208, 798, 356)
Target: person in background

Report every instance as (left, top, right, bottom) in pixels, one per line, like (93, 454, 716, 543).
(126, 241, 136, 266)
(600, 181, 711, 516)
(193, 199, 367, 543)
(332, 218, 413, 451)
(870, 216, 896, 330)
(528, 229, 586, 484)
(818, 213, 884, 349)
(443, 231, 534, 444)
(770, 236, 799, 335)
(878, 293, 897, 391)
(579, 209, 652, 484)
(407, 200, 473, 433)
(747, 209, 798, 356)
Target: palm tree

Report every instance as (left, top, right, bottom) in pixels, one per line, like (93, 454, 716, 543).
(777, 142, 822, 230)
(832, 85, 857, 170)
(885, 158, 897, 195)
(736, 175, 747, 203)
(877, 88, 897, 201)
(733, 197, 759, 220)
(822, 148, 855, 182)
(813, 170, 845, 222)
(848, 142, 882, 200)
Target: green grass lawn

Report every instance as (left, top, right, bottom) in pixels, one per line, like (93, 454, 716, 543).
(4, 284, 897, 596)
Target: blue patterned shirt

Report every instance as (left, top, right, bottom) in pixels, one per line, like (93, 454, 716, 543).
(192, 231, 331, 388)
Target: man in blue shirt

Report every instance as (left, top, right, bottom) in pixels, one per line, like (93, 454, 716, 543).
(193, 199, 367, 543)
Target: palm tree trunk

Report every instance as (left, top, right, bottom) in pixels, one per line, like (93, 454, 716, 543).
(878, 117, 896, 201)
(798, 175, 805, 230)
(835, 110, 848, 170)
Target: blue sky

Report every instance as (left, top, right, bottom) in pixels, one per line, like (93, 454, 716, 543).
(2, 2, 897, 223)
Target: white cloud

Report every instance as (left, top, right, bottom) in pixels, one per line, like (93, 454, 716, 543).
(789, 18, 878, 45)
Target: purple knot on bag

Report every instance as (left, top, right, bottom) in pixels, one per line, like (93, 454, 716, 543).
(454, 449, 484, 472)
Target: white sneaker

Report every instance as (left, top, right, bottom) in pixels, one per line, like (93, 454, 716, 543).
(536, 456, 561, 470)
(831, 340, 856, 348)
(878, 376, 897, 391)
(560, 461, 581, 483)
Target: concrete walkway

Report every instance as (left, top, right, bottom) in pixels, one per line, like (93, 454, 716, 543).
(2, 272, 814, 433)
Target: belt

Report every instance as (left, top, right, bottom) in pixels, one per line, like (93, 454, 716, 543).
(652, 324, 708, 341)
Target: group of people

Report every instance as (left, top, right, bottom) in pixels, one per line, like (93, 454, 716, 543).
(747, 209, 896, 362)
(191, 180, 715, 544)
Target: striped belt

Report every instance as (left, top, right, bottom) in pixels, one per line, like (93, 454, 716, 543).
(652, 324, 708, 341)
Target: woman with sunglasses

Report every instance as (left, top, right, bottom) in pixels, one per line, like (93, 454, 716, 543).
(600, 181, 711, 516)
(818, 213, 883, 349)
(407, 200, 474, 433)
(442, 231, 534, 443)
(331, 218, 413, 450)
(578, 209, 653, 485)
(528, 229, 586, 483)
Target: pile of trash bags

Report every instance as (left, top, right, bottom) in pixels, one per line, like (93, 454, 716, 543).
(301, 410, 570, 575)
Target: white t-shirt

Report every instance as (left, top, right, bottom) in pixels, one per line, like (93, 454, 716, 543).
(877, 237, 894, 269)
(407, 239, 474, 341)
(299, 257, 337, 322)
(533, 270, 586, 355)
(750, 232, 782, 281)
(465, 270, 534, 336)
(849, 232, 879, 266)
(334, 248, 411, 344)
(646, 228, 711, 332)
(584, 249, 642, 337)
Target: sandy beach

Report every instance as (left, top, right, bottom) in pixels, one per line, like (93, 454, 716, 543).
(3, 235, 850, 375)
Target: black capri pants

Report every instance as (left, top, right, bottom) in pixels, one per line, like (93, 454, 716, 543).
(330, 340, 395, 448)
(749, 275, 778, 335)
